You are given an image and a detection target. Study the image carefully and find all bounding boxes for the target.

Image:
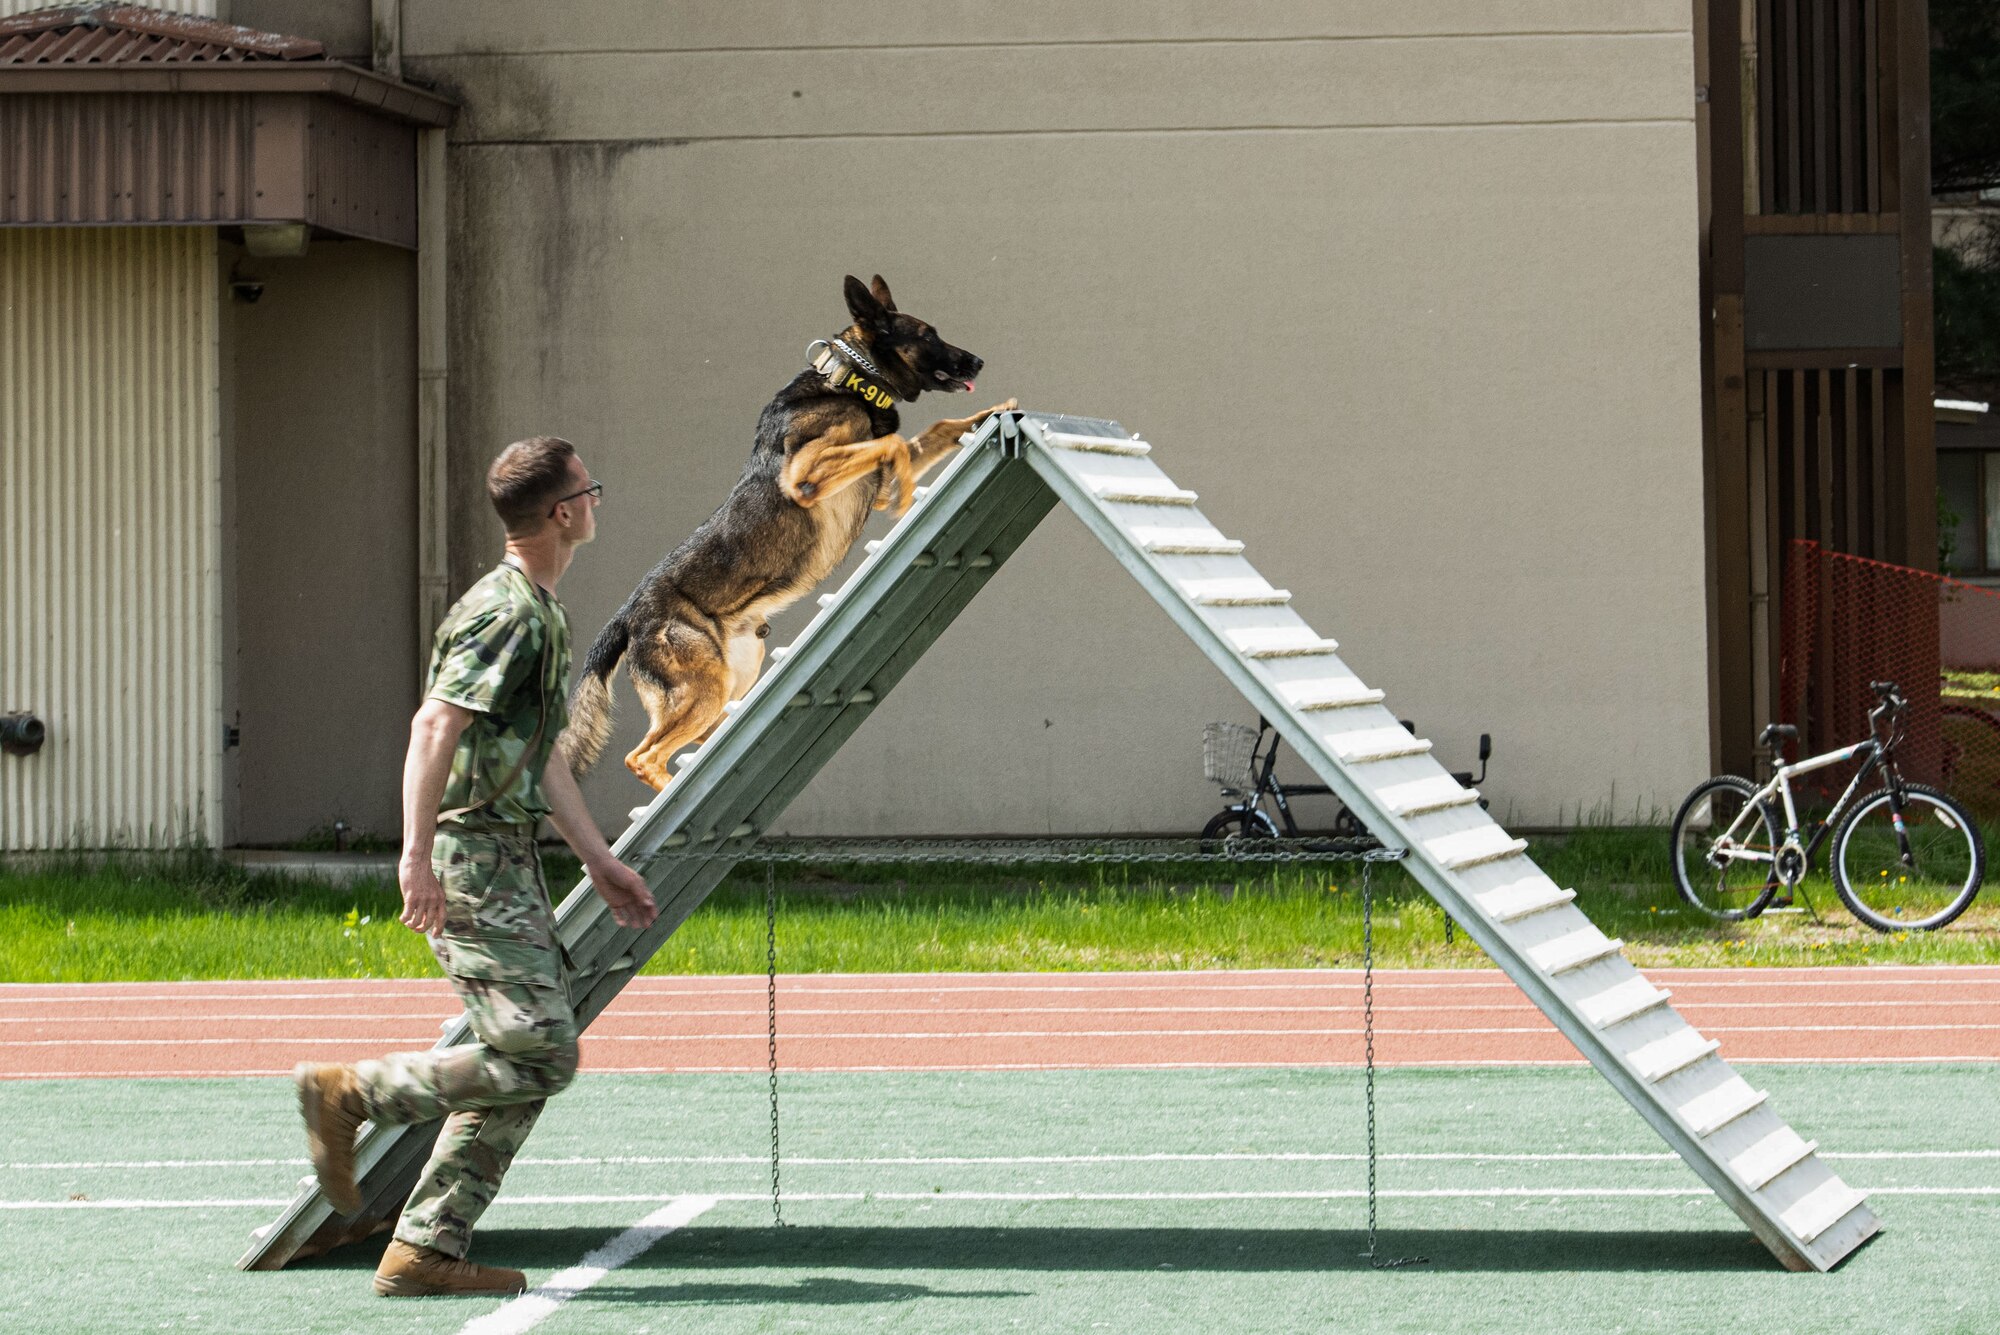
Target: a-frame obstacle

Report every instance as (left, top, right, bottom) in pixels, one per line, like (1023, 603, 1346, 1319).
(243, 411, 1878, 1273)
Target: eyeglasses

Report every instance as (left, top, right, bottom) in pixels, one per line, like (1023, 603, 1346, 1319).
(549, 479, 603, 517)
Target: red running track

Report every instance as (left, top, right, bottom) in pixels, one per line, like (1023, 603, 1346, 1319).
(3, 967, 1998, 1080)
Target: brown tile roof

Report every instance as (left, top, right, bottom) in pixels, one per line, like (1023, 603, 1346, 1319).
(0, 4, 325, 65)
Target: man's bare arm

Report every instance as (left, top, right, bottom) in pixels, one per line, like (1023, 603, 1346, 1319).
(397, 698, 473, 934)
(543, 756, 658, 930)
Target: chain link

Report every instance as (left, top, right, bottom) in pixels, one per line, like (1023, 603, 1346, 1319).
(1362, 858, 1426, 1270)
(641, 834, 1405, 871)
(671, 838, 1421, 1249)
(765, 859, 785, 1228)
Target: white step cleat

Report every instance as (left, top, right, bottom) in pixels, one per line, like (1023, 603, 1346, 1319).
(1180, 577, 1290, 606)
(1329, 727, 1432, 763)
(1084, 475, 1198, 505)
(1227, 626, 1340, 658)
(1042, 430, 1150, 456)
(1682, 1078, 1768, 1136)
(1134, 525, 1243, 555)
(1530, 927, 1623, 975)
(1729, 1128, 1817, 1191)
(1578, 976, 1671, 1028)
(1630, 1029, 1721, 1082)
(1281, 677, 1385, 712)
(1780, 1181, 1868, 1245)
(1475, 875, 1574, 922)
(1426, 826, 1528, 871)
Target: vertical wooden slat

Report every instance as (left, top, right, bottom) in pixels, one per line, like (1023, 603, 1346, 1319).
(1875, 0, 1899, 217)
(1765, 373, 1786, 727)
(1824, 365, 1832, 543)
(1837, 0, 1857, 213)
(1792, 370, 1811, 542)
(1810, 0, 1829, 213)
(1862, 0, 1880, 213)
(1882, 374, 1907, 558)
(1709, 0, 1756, 776)
(1792, 0, 1808, 209)
(1896, 0, 1934, 571)
(1870, 368, 1888, 556)
(1757, 0, 1776, 214)
(1843, 370, 1861, 553)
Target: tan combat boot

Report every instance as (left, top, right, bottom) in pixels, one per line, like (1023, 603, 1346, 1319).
(373, 1239, 528, 1297)
(293, 1062, 365, 1215)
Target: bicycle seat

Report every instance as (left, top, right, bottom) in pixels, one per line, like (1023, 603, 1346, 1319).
(1758, 723, 1798, 747)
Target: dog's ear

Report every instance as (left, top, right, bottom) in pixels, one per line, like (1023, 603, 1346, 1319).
(868, 275, 897, 312)
(844, 274, 890, 329)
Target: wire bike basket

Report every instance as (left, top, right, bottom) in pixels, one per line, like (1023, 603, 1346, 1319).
(1203, 721, 1260, 792)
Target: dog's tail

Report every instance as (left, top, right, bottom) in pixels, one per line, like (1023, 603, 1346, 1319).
(559, 614, 631, 776)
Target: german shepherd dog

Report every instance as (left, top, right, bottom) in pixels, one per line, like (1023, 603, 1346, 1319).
(561, 275, 1016, 789)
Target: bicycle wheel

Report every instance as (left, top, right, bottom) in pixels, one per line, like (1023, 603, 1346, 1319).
(1200, 807, 1280, 855)
(1831, 782, 1985, 931)
(1670, 776, 1780, 920)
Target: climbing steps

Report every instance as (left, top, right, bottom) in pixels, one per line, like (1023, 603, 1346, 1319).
(241, 411, 1876, 1273)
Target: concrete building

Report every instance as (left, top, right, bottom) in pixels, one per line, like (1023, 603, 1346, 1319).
(0, 2, 1935, 848)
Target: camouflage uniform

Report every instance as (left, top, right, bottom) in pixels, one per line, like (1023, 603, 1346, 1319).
(352, 560, 576, 1260)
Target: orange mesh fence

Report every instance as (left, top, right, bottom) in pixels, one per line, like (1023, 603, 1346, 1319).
(1780, 540, 2000, 820)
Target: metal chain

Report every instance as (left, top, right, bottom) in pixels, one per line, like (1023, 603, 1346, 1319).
(642, 834, 1406, 871)
(765, 859, 786, 1228)
(1362, 858, 1427, 1270)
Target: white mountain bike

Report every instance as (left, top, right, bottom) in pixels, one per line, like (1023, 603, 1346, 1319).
(1670, 681, 1986, 931)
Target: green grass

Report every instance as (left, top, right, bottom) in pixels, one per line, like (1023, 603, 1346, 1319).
(6, 829, 2000, 982)
(3, 1065, 1996, 1333)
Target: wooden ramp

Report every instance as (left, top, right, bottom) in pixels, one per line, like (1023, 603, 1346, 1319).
(242, 412, 1877, 1272)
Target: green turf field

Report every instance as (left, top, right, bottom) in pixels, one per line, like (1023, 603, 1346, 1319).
(3, 1065, 1994, 1334)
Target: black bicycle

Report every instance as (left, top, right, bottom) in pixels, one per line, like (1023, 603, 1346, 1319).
(1669, 681, 1987, 931)
(1201, 716, 1490, 850)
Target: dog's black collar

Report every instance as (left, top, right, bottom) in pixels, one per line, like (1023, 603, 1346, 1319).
(808, 337, 901, 410)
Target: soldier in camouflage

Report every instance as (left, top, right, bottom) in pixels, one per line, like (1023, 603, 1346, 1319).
(293, 436, 657, 1299)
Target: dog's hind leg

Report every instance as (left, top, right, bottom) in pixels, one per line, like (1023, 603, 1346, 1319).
(722, 627, 766, 703)
(622, 634, 731, 791)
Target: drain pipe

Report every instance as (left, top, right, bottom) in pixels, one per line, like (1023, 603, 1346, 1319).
(416, 127, 450, 664)
(381, 0, 450, 666)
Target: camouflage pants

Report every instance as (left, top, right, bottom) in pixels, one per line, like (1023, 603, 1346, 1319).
(352, 829, 578, 1259)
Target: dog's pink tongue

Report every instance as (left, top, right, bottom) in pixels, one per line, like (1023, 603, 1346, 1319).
(963, 380, 975, 392)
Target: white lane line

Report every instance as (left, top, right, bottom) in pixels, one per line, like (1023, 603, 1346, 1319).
(11, 1021, 2000, 1049)
(5, 1186, 1995, 1212)
(11, 1148, 1998, 1172)
(13, 1054, 2000, 1079)
(9, 973, 1998, 1005)
(457, 1196, 715, 1335)
(12, 997, 1997, 1024)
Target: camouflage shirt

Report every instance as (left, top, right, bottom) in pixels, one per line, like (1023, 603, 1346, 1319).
(426, 560, 571, 829)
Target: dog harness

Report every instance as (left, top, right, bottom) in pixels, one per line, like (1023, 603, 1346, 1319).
(807, 337, 901, 410)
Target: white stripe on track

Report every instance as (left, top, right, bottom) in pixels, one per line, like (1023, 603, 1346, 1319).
(10, 1021, 2000, 1048)
(8, 972, 1999, 1004)
(456, 1196, 715, 1335)
(12, 1054, 2000, 1079)
(10, 1148, 1999, 1172)
(4, 1186, 1996, 1211)
(11, 998, 1998, 1024)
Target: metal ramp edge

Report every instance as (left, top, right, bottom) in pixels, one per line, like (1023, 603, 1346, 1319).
(240, 426, 1060, 1268)
(243, 409, 1876, 1273)
(1007, 412, 1876, 1272)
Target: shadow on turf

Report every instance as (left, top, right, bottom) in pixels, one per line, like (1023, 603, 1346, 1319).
(464, 1225, 1772, 1278)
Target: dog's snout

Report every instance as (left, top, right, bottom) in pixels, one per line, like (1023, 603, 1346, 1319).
(964, 354, 984, 376)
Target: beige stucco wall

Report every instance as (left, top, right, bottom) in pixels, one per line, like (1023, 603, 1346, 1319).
(400, 1, 1709, 834)
(222, 238, 419, 845)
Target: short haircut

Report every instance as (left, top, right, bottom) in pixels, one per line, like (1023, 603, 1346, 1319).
(487, 436, 578, 534)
